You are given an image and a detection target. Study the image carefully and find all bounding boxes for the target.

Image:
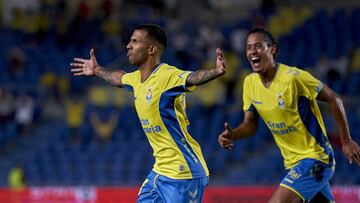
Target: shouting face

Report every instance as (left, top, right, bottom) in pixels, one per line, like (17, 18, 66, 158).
(246, 32, 277, 74)
(126, 29, 153, 67)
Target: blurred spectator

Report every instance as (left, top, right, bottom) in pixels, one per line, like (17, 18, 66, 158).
(35, 7, 50, 42)
(3, 0, 40, 24)
(100, 0, 113, 19)
(40, 72, 65, 121)
(14, 92, 35, 135)
(350, 48, 360, 72)
(54, 13, 69, 49)
(195, 24, 224, 62)
(41, 94, 65, 121)
(53, 0, 69, 48)
(22, 9, 38, 45)
(8, 163, 26, 189)
(65, 94, 85, 142)
(315, 55, 348, 83)
(101, 12, 122, 47)
(221, 51, 241, 103)
(7, 46, 26, 78)
(90, 105, 119, 142)
(0, 88, 15, 129)
(230, 27, 247, 55)
(251, 11, 266, 28)
(70, 0, 92, 48)
(173, 31, 193, 68)
(163, 0, 178, 17)
(77, 0, 90, 20)
(9, 8, 26, 31)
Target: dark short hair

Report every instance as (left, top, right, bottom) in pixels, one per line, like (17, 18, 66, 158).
(246, 28, 278, 54)
(135, 24, 167, 50)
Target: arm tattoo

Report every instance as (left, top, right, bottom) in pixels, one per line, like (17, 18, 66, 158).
(96, 67, 125, 87)
(186, 69, 221, 86)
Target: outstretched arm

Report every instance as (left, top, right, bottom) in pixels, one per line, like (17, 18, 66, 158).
(70, 49, 125, 87)
(218, 111, 258, 149)
(186, 48, 226, 86)
(317, 85, 360, 165)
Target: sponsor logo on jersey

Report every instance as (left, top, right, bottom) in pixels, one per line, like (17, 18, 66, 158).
(252, 99, 262, 104)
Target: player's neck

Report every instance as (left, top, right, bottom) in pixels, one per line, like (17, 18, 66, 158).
(260, 62, 278, 88)
(139, 60, 161, 83)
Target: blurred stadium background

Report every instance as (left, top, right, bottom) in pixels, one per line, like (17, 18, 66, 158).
(0, 0, 359, 202)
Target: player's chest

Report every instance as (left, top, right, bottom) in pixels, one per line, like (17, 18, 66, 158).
(133, 82, 161, 107)
(251, 83, 296, 113)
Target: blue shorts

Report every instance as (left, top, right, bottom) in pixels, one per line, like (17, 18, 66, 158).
(137, 171, 209, 203)
(280, 158, 335, 202)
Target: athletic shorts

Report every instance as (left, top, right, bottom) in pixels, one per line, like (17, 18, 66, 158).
(137, 170, 209, 203)
(280, 158, 335, 202)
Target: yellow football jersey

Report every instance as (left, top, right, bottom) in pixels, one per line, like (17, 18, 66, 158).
(243, 63, 334, 169)
(122, 63, 209, 179)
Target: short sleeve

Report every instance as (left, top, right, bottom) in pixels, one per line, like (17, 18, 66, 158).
(295, 69, 324, 99)
(242, 76, 254, 112)
(121, 71, 138, 92)
(159, 65, 195, 92)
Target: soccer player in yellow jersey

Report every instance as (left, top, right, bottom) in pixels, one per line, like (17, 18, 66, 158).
(218, 28, 360, 203)
(71, 24, 226, 203)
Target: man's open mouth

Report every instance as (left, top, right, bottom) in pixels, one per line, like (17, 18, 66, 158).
(251, 57, 261, 65)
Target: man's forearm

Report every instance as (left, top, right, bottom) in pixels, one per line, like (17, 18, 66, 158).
(317, 86, 352, 144)
(331, 96, 352, 144)
(232, 123, 257, 140)
(186, 69, 223, 86)
(95, 66, 125, 86)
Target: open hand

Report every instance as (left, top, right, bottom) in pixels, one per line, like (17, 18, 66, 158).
(342, 140, 360, 165)
(215, 48, 226, 76)
(70, 48, 99, 76)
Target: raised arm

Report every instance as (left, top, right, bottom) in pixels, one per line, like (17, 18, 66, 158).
(317, 85, 360, 165)
(218, 111, 258, 149)
(70, 49, 125, 87)
(186, 48, 226, 86)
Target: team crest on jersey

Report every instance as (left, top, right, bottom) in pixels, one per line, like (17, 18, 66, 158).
(277, 93, 285, 109)
(146, 87, 152, 104)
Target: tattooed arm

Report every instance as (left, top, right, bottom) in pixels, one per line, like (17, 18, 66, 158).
(186, 68, 224, 86)
(94, 67, 125, 87)
(186, 48, 226, 86)
(71, 49, 125, 87)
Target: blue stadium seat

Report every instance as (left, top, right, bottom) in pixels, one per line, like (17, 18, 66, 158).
(351, 8, 360, 48)
(333, 8, 351, 56)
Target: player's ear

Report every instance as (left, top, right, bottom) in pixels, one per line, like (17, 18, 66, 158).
(148, 44, 158, 55)
(270, 43, 278, 55)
